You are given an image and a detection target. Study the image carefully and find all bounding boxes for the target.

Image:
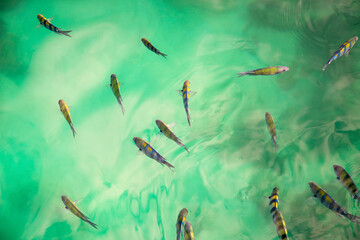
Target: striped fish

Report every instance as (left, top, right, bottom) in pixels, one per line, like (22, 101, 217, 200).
(133, 137, 174, 171)
(333, 165, 360, 202)
(184, 221, 195, 240)
(265, 112, 277, 151)
(58, 99, 76, 138)
(141, 38, 167, 58)
(110, 74, 125, 114)
(237, 66, 289, 77)
(308, 181, 360, 224)
(176, 208, 188, 240)
(269, 187, 280, 214)
(322, 36, 358, 71)
(155, 120, 189, 153)
(36, 14, 72, 37)
(178, 80, 195, 127)
(61, 195, 97, 229)
(272, 210, 289, 240)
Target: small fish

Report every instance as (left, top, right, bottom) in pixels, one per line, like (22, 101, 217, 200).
(155, 120, 189, 153)
(333, 165, 360, 201)
(322, 36, 358, 71)
(308, 181, 360, 224)
(237, 66, 289, 77)
(110, 74, 125, 114)
(176, 208, 188, 240)
(269, 187, 279, 214)
(265, 112, 277, 150)
(133, 137, 174, 171)
(184, 221, 195, 240)
(58, 99, 76, 137)
(141, 38, 167, 58)
(36, 14, 72, 37)
(272, 210, 289, 240)
(178, 80, 195, 127)
(61, 195, 97, 229)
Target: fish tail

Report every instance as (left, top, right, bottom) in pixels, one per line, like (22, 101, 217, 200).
(345, 213, 360, 225)
(176, 229, 181, 240)
(159, 52, 167, 59)
(272, 138, 278, 151)
(117, 99, 125, 115)
(59, 30, 72, 37)
(237, 71, 249, 77)
(182, 144, 190, 153)
(186, 110, 191, 127)
(70, 124, 76, 138)
(85, 219, 98, 229)
(322, 63, 329, 71)
(163, 160, 175, 172)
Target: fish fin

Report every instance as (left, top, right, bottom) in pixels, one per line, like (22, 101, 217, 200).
(176, 90, 183, 96)
(189, 91, 197, 97)
(167, 122, 176, 129)
(65, 206, 68, 209)
(47, 16, 55, 22)
(35, 23, 43, 28)
(109, 83, 112, 87)
(163, 160, 175, 172)
(237, 71, 249, 77)
(85, 219, 98, 229)
(137, 149, 144, 155)
(59, 30, 72, 37)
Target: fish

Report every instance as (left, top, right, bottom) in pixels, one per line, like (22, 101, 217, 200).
(322, 36, 358, 71)
(178, 80, 195, 127)
(176, 208, 188, 240)
(133, 137, 174, 171)
(61, 195, 97, 229)
(110, 74, 125, 114)
(237, 66, 289, 76)
(141, 38, 167, 58)
(308, 181, 360, 224)
(58, 99, 76, 137)
(36, 14, 72, 37)
(272, 210, 289, 240)
(155, 120, 189, 153)
(333, 165, 360, 201)
(184, 221, 195, 240)
(265, 112, 277, 150)
(269, 187, 279, 215)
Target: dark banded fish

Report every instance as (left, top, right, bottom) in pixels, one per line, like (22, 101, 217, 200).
(322, 36, 358, 71)
(237, 66, 289, 77)
(141, 38, 167, 58)
(36, 14, 72, 37)
(269, 187, 279, 214)
(272, 210, 289, 240)
(184, 221, 195, 240)
(110, 74, 125, 114)
(133, 137, 174, 171)
(176, 208, 188, 240)
(265, 112, 277, 151)
(155, 120, 189, 153)
(177, 80, 196, 127)
(58, 99, 76, 137)
(333, 165, 360, 201)
(308, 181, 360, 224)
(61, 195, 97, 229)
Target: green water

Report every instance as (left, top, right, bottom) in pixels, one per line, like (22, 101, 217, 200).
(1, 0, 360, 239)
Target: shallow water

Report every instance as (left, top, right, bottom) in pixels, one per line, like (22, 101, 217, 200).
(1, 0, 360, 239)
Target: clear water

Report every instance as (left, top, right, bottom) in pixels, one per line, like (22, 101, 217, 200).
(1, 0, 360, 239)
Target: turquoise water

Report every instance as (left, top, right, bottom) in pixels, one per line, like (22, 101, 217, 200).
(1, 0, 360, 239)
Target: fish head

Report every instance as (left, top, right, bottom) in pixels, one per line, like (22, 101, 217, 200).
(183, 80, 190, 88)
(155, 119, 164, 129)
(333, 165, 343, 176)
(180, 208, 188, 216)
(308, 181, 318, 193)
(110, 74, 117, 81)
(265, 112, 271, 121)
(271, 186, 279, 195)
(37, 14, 44, 21)
(133, 137, 141, 146)
(355, 36, 359, 42)
(141, 38, 146, 43)
(58, 99, 64, 106)
(61, 195, 68, 203)
(280, 66, 289, 73)
(184, 221, 192, 231)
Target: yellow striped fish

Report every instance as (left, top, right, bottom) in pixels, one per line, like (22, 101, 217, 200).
(61, 195, 97, 229)
(58, 99, 76, 137)
(237, 66, 289, 77)
(333, 165, 360, 202)
(155, 120, 189, 153)
(141, 38, 167, 58)
(133, 137, 174, 171)
(308, 181, 360, 224)
(184, 221, 195, 240)
(272, 210, 289, 240)
(269, 187, 279, 214)
(265, 112, 277, 150)
(178, 80, 195, 127)
(36, 14, 72, 37)
(110, 74, 125, 114)
(176, 208, 188, 240)
(322, 36, 358, 71)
